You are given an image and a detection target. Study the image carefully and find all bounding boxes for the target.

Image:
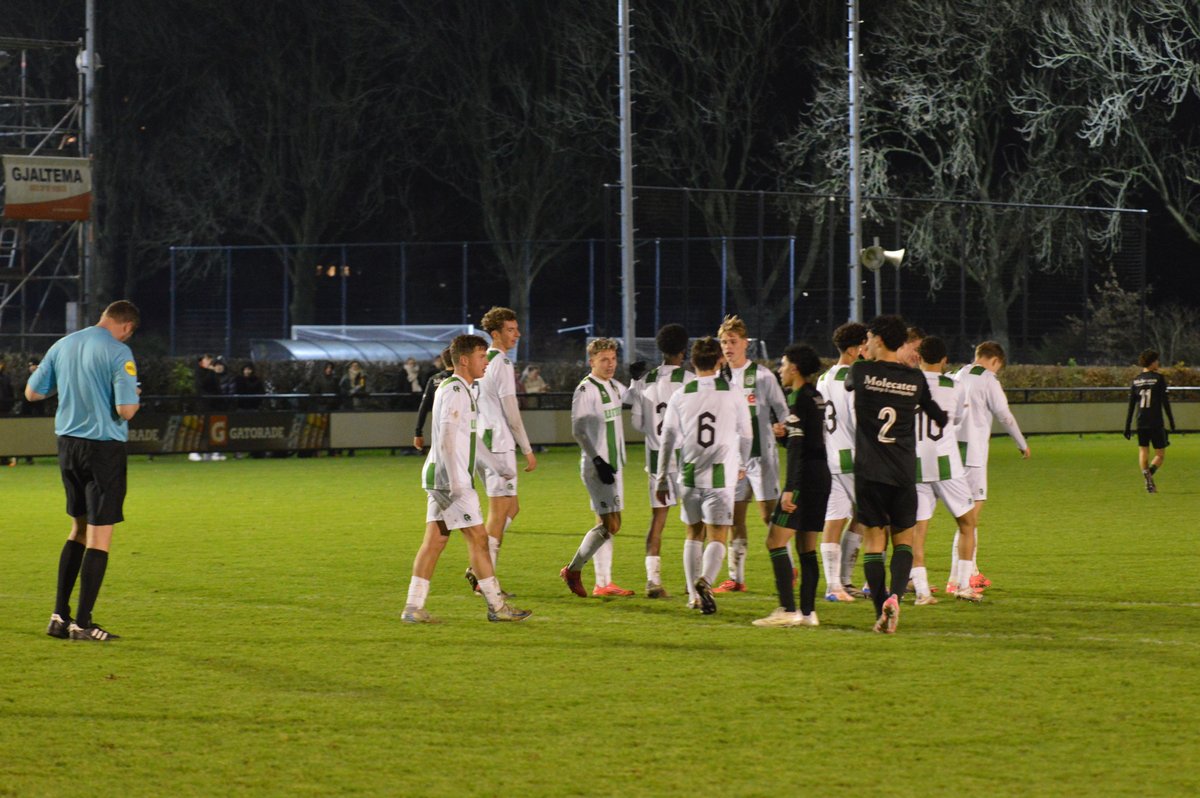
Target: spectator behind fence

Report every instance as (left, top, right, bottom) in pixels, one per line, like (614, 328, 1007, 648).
(520, 365, 547, 394)
(190, 354, 224, 461)
(235, 363, 265, 410)
(211, 358, 235, 410)
(340, 360, 369, 410)
(0, 361, 13, 415)
(310, 361, 341, 411)
(413, 347, 453, 452)
(403, 357, 422, 394)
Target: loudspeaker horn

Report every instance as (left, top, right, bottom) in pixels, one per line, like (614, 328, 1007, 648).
(860, 246, 906, 272)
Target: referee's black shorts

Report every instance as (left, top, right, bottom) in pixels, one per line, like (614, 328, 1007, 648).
(57, 436, 128, 526)
(855, 477, 917, 531)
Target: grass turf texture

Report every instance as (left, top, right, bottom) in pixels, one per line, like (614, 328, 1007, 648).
(1, 434, 1197, 797)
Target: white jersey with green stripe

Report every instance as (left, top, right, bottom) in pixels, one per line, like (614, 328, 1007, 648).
(915, 371, 967, 483)
(816, 363, 856, 474)
(476, 347, 516, 452)
(629, 364, 695, 475)
(421, 375, 478, 493)
(953, 364, 1027, 468)
(725, 360, 788, 467)
(572, 375, 627, 470)
(656, 375, 752, 490)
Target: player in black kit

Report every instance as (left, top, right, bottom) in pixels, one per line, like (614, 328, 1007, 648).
(753, 344, 830, 628)
(845, 315, 948, 634)
(1124, 349, 1176, 493)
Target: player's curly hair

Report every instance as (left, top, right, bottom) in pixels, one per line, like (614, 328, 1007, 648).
(917, 336, 948, 365)
(587, 338, 619, 358)
(716, 314, 748, 339)
(480, 306, 517, 334)
(782, 343, 822, 378)
(655, 323, 689, 356)
(868, 314, 908, 352)
(832, 322, 868, 352)
(1138, 349, 1159, 368)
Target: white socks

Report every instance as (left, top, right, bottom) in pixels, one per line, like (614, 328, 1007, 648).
(477, 575, 503, 611)
(645, 555, 661, 585)
(911, 566, 930, 598)
(955, 559, 975, 593)
(593, 537, 614, 587)
(972, 528, 979, 574)
(405, 576, 430, 610)
(568, 525, 609, 572)
(488, 535, 501, 570)
(703, 541, 727, 584)
(683, 539, 703, 599)
(728, 538, 748, 583)
(820, 542, 842, 590)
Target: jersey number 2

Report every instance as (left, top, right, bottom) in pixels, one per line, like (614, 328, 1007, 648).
(877, 407, 897, 444)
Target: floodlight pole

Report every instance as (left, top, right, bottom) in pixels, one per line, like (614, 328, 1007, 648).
(847, 0, 863, 323)
(81, 0, 97, 321)
(617, 0, 636, 364)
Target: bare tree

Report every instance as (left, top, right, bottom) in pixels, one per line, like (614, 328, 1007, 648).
(1013, 0, 1200, 245)
(400, 0, 612, 327)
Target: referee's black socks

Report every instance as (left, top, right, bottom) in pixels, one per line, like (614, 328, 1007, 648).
(75, 549, 109, 628)
(768, 547, 796, 613)
(890, 544, 913, 601)
(55, 539, 86, 620)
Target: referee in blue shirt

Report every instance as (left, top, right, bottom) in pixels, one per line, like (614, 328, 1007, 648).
(25, 300, 141, 642)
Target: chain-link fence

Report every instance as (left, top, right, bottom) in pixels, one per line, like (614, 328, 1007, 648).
(162, 187, 1146, 364)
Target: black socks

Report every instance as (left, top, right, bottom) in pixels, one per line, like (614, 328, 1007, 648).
(798, 550, 819, 616)
(55, 540, 86, 619)
(864, 552, 886, 615)
(76, 549, 109, 628)
(890, 544, 914, 601)
(769, 547, 796, 612)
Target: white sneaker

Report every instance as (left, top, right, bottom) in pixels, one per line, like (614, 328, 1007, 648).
(401, 605, 438, 623)
(914, 594, 939, 606)
(686, 596, 700, 610)
(954, 588, 983, 603)
(211, 453, 227, 461)
(188, 453, 203, 462)
(751, 607, 802, 627)
(796, 611, 820, 627)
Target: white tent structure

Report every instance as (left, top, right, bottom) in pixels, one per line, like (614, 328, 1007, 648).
(250, 324, 486, 363)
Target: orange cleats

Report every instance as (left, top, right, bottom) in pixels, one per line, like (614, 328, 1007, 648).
(712, 579, 747, 594)
(970, 573, 992, 590)
(560, 566, 587, 597)
(873, 594, 900, 634)
(592, 583, 636, 597)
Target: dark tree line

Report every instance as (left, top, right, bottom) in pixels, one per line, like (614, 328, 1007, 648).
(4, 0, 1197, 348)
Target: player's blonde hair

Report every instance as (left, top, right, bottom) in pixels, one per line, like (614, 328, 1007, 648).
(974, 341, 1006, 365)
(480, 306, 517, 334)
(102, 300, 140, 328)
(586, 338, 619, 358)
(717, 314, 747, 339)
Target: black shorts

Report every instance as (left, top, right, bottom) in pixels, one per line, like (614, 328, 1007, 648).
(57, 436, 128, 526)
(772, 469, 830, 533)
(855, 478, 917, 531)
(1137, 428, 1169, 449)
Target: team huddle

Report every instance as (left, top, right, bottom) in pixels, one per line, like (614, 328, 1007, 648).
(405, 307, 1033, 634)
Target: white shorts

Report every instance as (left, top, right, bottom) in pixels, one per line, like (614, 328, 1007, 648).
(648, 473, 679, 509)
(679, 485, 735, 526)
(581, 462, 624, 515)
(734, 456, 781, 503)
(425, 488, 484, 531)
(965, 466, 987, 502)
(476, 447, 518, 497)
(823, 473, 857, 521)
(916, 477, 976, 522)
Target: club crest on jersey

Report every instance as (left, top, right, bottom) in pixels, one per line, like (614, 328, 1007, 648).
(747, 393, 757, 405)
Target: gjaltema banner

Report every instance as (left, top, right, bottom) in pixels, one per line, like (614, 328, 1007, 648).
(2, 155, 93, 221)
(127, 412, 330, 454)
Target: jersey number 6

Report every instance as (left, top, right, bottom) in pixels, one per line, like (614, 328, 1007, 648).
(698, 411, 716, 448)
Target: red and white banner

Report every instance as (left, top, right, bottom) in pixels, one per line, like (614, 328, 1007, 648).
(2, 155, 92, 221)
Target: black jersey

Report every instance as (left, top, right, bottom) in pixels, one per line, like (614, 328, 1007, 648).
(1125, 371, 1175, 433)
(846, 359, 948, 487)
(782, 383, 829, 493)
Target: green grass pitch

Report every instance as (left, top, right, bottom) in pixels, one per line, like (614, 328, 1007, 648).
(1, 434, 1197, 797)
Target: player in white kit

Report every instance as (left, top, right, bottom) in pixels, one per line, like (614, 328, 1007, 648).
(815, 322, 868, 602)
(628, 324, 695, 598)
(470, 307, 537, 592)
(560, 338, 634, 597)
(655, 337, 753, 615)
(911, 336, 981, 604)
(952, 341, 1030, 592)
(715, 315, 789, 593)
(402, 335, 531, 623)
